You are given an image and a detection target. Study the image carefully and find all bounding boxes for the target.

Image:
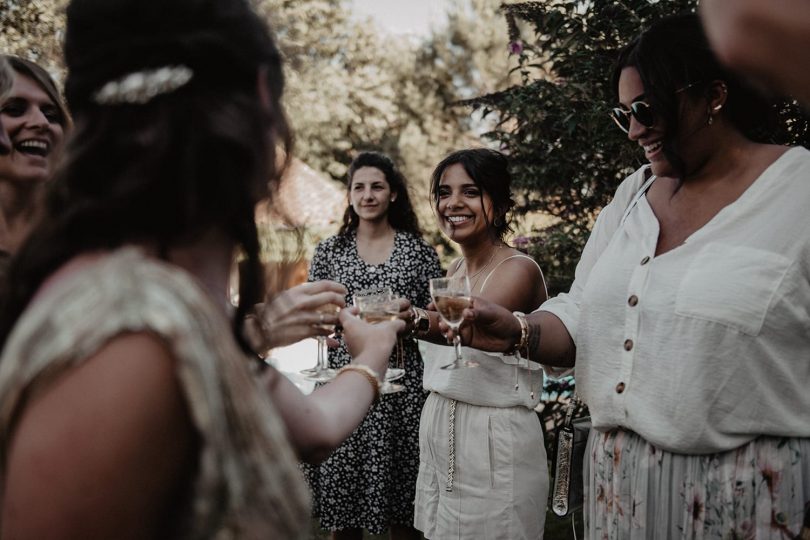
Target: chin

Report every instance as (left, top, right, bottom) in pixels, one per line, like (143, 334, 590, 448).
(649, 160, 674, 178)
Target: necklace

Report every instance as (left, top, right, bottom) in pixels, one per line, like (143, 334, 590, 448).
(463, 246, 502, 291)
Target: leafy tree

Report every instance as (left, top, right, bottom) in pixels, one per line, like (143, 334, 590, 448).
(463, 0, 810, 295)
(0, 0, 66, 76)
(258, 0, 522, 258)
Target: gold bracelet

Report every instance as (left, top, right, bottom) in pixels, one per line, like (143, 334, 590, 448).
(336, 364, 381, 402)
(507, 311, 529, 356)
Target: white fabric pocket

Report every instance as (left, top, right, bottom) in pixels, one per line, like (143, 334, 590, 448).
(675, 243, 790, 336)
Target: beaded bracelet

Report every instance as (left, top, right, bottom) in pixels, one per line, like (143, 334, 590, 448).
(507, 311, 529, 357)
(336, 364, 381, 402)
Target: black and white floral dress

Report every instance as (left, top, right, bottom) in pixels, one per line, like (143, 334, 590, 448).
(303, 230, 442, 534)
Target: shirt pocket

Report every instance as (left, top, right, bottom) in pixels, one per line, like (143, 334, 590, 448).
(675, 243, 790, 336)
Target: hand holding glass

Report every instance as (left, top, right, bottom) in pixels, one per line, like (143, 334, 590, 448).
(300, 302, 341, 382)
(354, 289, 406, 393)
(430, 275, 478, 369)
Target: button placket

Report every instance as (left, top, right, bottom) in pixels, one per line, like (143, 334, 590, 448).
(618, 246, 654, 402)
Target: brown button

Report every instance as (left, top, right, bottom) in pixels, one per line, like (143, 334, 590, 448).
(628, 295, 638, 307)
(623, 339, 634, 351)
(615, 382, 626, 394)
(640, 256, 651, 265)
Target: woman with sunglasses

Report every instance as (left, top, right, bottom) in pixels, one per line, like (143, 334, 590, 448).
(447, 13, 810, 539)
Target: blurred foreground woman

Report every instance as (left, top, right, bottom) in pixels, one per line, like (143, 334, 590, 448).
(0, 0, 401, 538)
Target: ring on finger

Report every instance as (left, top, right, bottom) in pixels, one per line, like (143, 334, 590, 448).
(319, 313, 325, 324)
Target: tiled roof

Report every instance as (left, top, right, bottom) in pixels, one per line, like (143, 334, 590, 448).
(256, 158, 346, 228)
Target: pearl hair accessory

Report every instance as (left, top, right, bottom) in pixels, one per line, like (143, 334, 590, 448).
(93, 65, 194, 105)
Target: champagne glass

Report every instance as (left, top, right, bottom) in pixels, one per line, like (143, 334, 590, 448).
(300, 302, 341, 382)
(355, 292, 406, 394)
(430, 275, 478, 369)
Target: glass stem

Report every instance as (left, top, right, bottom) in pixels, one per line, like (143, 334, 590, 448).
(453, 332, 462, 363)
(317, 335, 326, 371)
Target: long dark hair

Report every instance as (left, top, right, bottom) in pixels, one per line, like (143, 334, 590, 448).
(611, 13, 776, 178)
(3, 55, 71, 130)
(338, 151, 421, 237)
(430, 148, 515, 241)
(0, 0, 292, 352)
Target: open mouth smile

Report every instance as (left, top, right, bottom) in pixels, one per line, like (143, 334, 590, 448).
(642, 140, 663, 159)
(15, 138, 51, 158)
(446, 215, 472, 225)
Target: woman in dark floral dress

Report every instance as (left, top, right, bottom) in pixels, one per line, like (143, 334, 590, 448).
(305, 152, 442, 540)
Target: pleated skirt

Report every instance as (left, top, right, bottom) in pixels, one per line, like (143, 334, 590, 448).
(585, 429, 810, 539)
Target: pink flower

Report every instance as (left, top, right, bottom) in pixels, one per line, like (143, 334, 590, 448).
(508, 40, 524, 55)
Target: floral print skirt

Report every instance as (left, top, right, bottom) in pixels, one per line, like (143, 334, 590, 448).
(584, 429, 810, 540)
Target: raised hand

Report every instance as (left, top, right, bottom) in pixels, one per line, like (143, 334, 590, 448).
(340, 306, 405, 377)
(247, 280, 347, 351)
(437, 295, 522, 354)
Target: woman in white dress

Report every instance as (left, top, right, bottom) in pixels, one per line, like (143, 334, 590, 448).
(411, 148, 549, 540)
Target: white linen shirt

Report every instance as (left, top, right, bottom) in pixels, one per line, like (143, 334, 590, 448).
(540, 147, 810, 454)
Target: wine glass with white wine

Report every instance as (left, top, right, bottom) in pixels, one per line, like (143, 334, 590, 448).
(354, 289, 406, 394)
(429, 275, 478, 369)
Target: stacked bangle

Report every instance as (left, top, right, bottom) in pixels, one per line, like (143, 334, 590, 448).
(409, 307, 430, 338)
(507, 311, 529, 357)
(336, 364, 381, 402)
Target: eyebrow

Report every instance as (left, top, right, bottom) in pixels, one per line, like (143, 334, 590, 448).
(619, 93, 646, 108)
(438, 182, 479, 190)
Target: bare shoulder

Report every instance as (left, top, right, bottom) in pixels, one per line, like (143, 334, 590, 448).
(479, 249, 547, 312)
(492, 249, 543, 282)
(2, 332, 197, 539)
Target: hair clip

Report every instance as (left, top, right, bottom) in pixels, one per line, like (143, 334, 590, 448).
(93, 65, 193, 105)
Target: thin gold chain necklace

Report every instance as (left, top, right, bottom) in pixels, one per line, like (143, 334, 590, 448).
(464, 246, 502, 291)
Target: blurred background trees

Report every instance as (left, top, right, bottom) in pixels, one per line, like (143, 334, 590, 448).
(4, 0, 807, 288)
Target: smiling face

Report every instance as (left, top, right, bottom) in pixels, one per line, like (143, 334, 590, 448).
(349, 166, 395, 224)
(0, 71, 66, 184)
(618, 66, 716, 179)
(617, 67, 673, 177)
(436, 163, 495, 246)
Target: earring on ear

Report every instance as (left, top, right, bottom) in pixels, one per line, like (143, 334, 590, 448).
(494, 216, 503, 227)
(707, 104, 722, 126)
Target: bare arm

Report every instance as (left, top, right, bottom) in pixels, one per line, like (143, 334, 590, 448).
(443, 297, 575, 368)
(2, 334, 197, 539)
(262, 308, 404, 463)
(700, 0, 810, 106)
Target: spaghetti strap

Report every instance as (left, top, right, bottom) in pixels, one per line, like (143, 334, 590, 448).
(479, 254, 543, 293)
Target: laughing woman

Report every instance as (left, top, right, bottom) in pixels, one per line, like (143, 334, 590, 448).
(412, 148, 548, 540)
(0, 57, 69, 262)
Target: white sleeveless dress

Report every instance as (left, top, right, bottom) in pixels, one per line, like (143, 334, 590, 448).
(414, 255, 549, 540)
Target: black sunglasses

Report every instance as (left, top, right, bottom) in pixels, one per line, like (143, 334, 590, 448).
(610, 82, 702, 134)
(610, 101, 654, 134)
